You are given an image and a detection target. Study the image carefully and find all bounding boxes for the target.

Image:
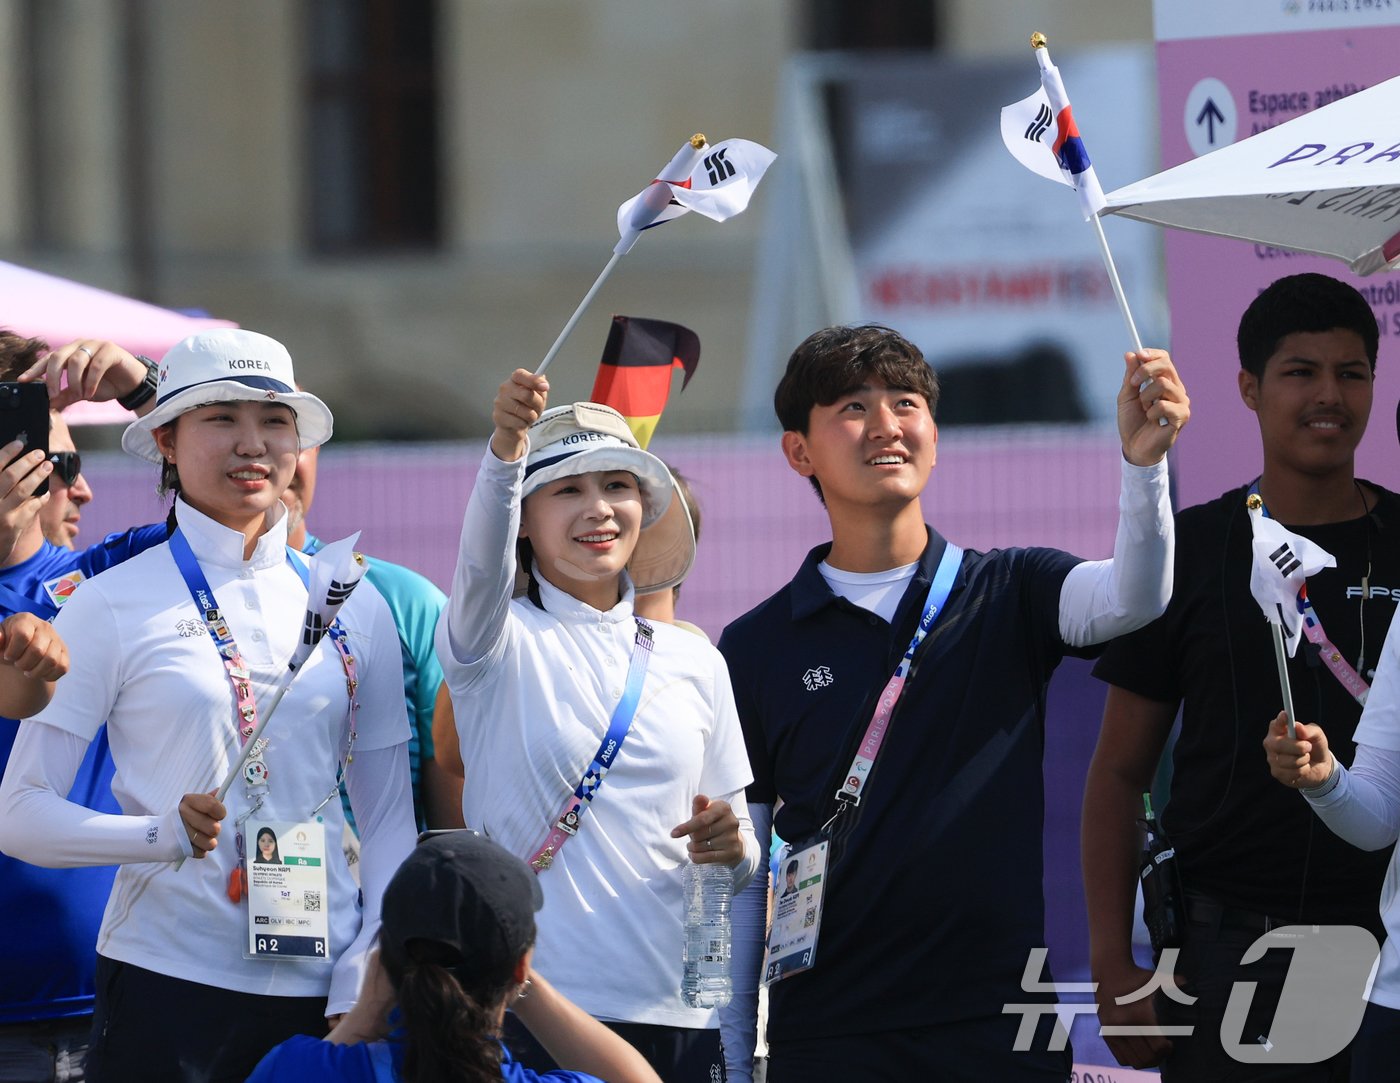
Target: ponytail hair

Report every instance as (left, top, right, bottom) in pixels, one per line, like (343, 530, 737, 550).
(382, 944, 521, 1083)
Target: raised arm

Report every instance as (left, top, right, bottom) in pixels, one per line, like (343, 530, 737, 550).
(20, 338, 159, 415)
(1058, 350, 1189, 647)
(0, 440, 53, 565)
(513, 969, 662, 1083)
(437, 370, 549, 671)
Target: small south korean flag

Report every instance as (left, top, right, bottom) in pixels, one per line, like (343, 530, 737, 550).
(1246, 498, 1336, 656)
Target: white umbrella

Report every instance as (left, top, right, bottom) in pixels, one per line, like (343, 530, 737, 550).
(1102, 74, 1400, 275)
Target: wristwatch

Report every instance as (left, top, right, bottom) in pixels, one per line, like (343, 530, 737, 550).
(118, 354, 159, 411)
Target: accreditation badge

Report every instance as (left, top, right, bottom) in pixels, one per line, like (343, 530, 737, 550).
(763, 837, 829, 985)
(244, 820, 331, 961)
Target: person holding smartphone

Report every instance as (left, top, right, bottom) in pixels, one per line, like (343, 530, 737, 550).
(0, 331, 168, 1083)
(0, 329, 417, 1082)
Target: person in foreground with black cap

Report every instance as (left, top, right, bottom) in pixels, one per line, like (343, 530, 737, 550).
(0, 329, 417, 1082)
(246, 831, 662, 1083)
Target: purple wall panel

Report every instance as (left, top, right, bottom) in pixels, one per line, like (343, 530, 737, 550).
(78, 427, 1123, 641)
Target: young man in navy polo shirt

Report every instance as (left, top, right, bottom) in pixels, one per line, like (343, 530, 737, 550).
(717, 325, 1188, 1081)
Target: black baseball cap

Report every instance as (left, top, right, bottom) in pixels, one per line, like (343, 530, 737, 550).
(380, 832, 543, 983)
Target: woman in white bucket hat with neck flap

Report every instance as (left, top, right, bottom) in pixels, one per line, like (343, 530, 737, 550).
(436, 369, 761, 1083)
(0, 329, 417, 1083)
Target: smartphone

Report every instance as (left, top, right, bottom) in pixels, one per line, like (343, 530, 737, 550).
(0, 382, 50, 498)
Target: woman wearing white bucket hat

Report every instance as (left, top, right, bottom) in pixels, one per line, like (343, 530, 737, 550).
(0, 329, 417, 1082)
(435, 368, 761, 1083)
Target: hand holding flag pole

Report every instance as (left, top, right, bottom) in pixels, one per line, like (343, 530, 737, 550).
(535, 133, 775, 375)
(175, 535, 368, 870)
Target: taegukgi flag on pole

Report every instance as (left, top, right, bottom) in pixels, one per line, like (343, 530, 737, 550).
(614, 136, 776, 255)
(1000, 39, 1107, 220)
(1246, 503, 1336, 656)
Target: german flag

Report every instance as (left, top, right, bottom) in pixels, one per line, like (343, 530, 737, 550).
(590, 315, 700, 448)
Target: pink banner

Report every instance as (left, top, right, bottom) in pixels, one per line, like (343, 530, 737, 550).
(1155, 26, 1400, 507)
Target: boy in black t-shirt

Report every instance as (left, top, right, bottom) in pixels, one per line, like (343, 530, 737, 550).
(1085, 272, 1393, 1079)
(719, 325, 1188, 1081)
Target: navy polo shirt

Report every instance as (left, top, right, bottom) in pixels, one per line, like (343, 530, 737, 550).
(719, 527, 1084, 1041)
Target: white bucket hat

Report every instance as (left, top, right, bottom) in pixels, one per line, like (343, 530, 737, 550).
(121, 329, 334, 463)
(520, 402, 696, 594)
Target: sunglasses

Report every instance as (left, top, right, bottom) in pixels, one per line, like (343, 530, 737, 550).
(46, 451, 82, 486)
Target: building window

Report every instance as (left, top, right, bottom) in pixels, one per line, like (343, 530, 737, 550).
(803, 0, 939, 50)
(306, 0, 440, 252)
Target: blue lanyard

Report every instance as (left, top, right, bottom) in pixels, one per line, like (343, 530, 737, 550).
(528, 618, 655, 871)
(166, 528, 352, 775)
(0, 582, 56, 622)
(168, 528, 328, 660)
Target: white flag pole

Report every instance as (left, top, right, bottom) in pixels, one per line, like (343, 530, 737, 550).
(176, 538, 366, 869)
(1089, 215, 1143, 353)
(1247, 493, 1297, 738)
(536, 252, 623, 375)
(1271, 623, 1298, 740)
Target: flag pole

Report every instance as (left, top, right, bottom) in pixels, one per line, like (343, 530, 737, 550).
(536, 252, 623, 375)
(1246, 492, 1297, 738)
(1089, 215, 1142, 353)
(176, 538, 366, 870)
(1270, 624, 1298, 740)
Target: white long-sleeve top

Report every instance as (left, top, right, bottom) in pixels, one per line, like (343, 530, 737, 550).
(719, 457, 1173, 1072)
(437, 447, 760, 1028)
(0, 499, 417, 1015)
(1304, 606, 1400, 1009)
(1057, 456, 1173, 646)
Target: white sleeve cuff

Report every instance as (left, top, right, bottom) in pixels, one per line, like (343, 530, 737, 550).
(0, 721, 188, 866)
(1303, 745, 1400, 851)
(1058, 456, 1172, 648)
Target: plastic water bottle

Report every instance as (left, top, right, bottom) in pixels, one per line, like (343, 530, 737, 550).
(681, 861, 732, 1008)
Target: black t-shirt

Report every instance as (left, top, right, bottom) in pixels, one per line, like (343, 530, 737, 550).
(719, 528, 1081, 1040)
(1093, 482, 1398, 929)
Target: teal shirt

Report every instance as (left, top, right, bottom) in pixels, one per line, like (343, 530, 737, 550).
(304, 535, 446, 830)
